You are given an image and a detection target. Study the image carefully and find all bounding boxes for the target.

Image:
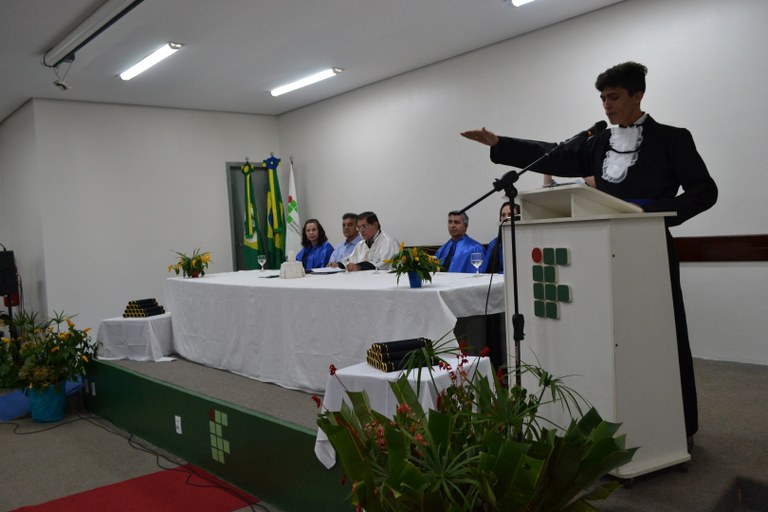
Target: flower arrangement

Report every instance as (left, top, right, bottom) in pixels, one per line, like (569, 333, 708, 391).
(315, 338, 636, 512)
(0, 311, 98, 391)
(385, 243, 441, 284)
(168, 248, 211, 278)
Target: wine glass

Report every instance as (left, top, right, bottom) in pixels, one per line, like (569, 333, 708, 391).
(342, 256, 350, 273)
(257, 254, 267, 272)
(470, 252, 483, 276)
(372, 256, 382, 274)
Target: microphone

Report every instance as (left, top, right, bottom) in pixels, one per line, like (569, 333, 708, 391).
(560, 120, 608, 147)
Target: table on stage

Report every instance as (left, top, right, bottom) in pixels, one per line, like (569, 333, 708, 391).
(165, 270, 504, 393)
(314, 356, 494, 469)
(96, 312, 174, 362)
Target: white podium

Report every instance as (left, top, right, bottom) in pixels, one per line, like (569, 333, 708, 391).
(502, 184, 690, 478)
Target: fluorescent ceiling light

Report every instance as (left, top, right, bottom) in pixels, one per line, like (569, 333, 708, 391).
(119, 42, 183, 81)
(511, 0, 536, 5)
(270, 68, 342, 97)
(43, 0, 145, 68)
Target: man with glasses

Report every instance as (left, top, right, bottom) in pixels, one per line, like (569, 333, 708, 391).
(328, 212, 362, 267)
(345, 211, 399, 272)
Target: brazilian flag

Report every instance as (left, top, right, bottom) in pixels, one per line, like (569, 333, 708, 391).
(263, 156, 285, 269)
(241, 162, 266, 269)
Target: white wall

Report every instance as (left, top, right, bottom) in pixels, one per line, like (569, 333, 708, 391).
(0, 103, 47, 313)
(277, 0, 768, 363)
(0, 0, 765, 363)
(1, 100, 278, 330)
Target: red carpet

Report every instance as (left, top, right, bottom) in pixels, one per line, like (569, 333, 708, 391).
(10, 464, 259, 512)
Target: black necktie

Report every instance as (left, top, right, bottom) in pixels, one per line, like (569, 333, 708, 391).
(442, 241, 456, 271)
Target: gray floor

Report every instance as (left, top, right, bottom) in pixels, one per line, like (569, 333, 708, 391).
(2, 357, 767, 511)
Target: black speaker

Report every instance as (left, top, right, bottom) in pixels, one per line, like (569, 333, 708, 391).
(0, 251, 18, 296)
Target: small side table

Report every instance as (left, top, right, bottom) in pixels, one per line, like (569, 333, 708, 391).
(96, 312, 174, 361)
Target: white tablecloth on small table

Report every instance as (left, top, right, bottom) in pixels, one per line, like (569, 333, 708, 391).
(166, 270, 504, 393)
(96, 313, 174, 362)
(314, 356, 494, 469)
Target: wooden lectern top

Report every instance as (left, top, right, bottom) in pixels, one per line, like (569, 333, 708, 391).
(517, 184, 673, 223)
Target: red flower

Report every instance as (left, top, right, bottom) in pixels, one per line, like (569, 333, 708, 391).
(496, 368, 505, 382)
(340, 472, 347, 485)
(329, 364, 337, 376)
(311, 395, 322, 408)
(396, 403, 412, 415)
(479, 346, 491, 358)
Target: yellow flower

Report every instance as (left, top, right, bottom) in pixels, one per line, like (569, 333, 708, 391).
(66, 317, 74, 327)
(51, 346, 60, 353)
(168, 264, 175, 272)
(1, 337, 9, 344)
(399, 241, 405, 252)
(81, 355, 89, 363)
(83, 327, 91, 333)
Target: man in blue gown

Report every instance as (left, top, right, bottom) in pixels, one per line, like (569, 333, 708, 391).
(434, 211, 485, 273)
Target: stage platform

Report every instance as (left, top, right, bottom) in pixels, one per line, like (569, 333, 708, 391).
(80, 355, 768, 512)
(85, 357, 349, 512)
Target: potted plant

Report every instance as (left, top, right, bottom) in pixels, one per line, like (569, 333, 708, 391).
(386, 243, 441, 288)
(0, 311, 98, 422)
(168, 248, 212, 278)
(316, 340, 636, 511)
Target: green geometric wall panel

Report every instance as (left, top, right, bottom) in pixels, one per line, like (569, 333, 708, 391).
(543, 247, 555, 265)
(531, 246, 572, 321)
(545, 301, 560, 319)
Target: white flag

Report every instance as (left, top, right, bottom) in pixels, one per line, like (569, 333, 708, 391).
(285, 161, 302, 255)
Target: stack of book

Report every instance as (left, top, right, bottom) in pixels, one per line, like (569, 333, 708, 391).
(122, 298, 166, 318)
(366, 338, 433, 372)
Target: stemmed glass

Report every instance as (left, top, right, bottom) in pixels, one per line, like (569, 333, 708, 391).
(342, 256, 350, 273)
(470, 252, 483, 276)
(258, 254, 267, 272)
(372, 256, 382, 274)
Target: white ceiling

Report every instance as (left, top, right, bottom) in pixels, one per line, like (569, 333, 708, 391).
(0, 0, 624, 123)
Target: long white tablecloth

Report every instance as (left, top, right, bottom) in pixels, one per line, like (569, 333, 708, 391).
(165, 270, 504, 393)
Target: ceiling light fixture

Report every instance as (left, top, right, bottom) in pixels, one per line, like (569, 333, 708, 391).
(505, 0, 536, 6)
(119, 42, 184, 81)
(43, 0, 145, 68)
(270, 68, 343, 97)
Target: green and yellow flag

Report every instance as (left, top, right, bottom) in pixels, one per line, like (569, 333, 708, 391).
(263, 155, 285, 268)
(241, 161, 266, 269)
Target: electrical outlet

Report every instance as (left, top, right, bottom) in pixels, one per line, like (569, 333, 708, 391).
(174, 415, 182, 434)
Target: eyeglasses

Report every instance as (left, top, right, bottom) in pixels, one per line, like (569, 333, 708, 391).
(357, 224, 370, 231)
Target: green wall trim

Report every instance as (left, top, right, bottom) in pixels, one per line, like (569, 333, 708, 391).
(85, 361, 351, 511)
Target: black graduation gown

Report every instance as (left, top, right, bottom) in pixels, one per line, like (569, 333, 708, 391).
(489, 115, 718, 437)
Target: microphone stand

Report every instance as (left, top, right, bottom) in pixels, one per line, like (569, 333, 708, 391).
(460, 145, 561, 388)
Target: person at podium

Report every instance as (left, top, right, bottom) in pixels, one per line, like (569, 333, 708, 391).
(435, 211, 485, 273)
(460, 61, 717, 444)
(345, 211, 400, 272)
(296, 219, 334, 270)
